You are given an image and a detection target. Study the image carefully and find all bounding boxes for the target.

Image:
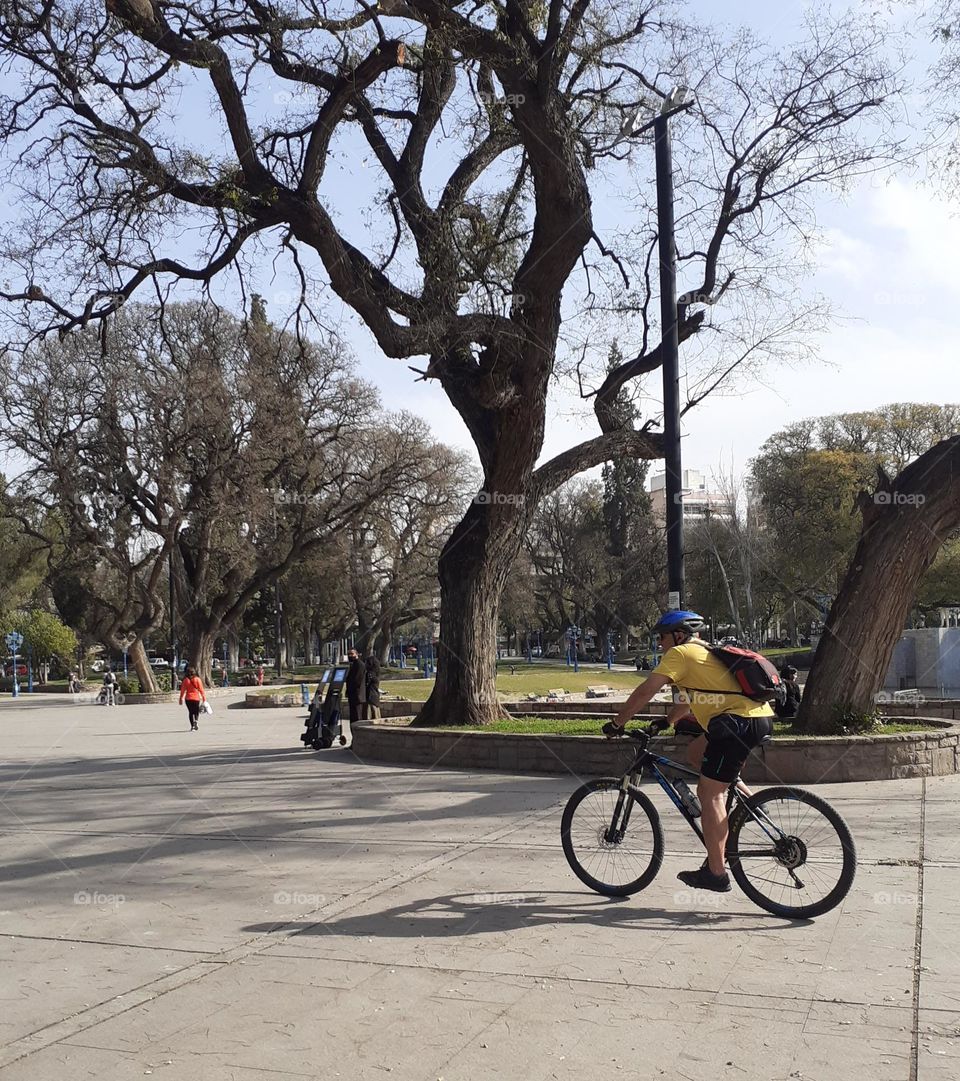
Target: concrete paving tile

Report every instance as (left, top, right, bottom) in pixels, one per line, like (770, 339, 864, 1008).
(0, 961, 914, 1081)
(0, 826, 446, 953)
(921, 789, 960, 865)
(0, 935, 199, 1047)
(918, 1010, 960, 1080)
(919, 866, 960, 1012)
(429, 980, 912, 1081)
(17, 958, 532, 1080)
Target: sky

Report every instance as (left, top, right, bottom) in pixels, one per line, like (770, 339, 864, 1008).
(1, 0, 956, 488)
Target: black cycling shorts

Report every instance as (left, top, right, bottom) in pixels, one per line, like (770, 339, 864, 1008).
(700, 714, 773, 783)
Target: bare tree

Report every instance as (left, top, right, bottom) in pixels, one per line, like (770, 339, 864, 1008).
(2, 406, 173, 692)
(48, 549, 167, 690)
(0, 2, 903, 721)
(346, 420, 473, 659)
(0, 301, 411, 683)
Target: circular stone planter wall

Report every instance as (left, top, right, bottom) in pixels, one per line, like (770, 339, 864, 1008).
(244, 691, 305, 708)
(349, 718, 960, 784)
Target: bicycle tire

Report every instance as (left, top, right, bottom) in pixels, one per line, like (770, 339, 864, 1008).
(561, 778, 664, 897)
(727, 786, 857, 919)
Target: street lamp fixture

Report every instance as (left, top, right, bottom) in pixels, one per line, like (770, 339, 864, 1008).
(619, 85, 693, 138)
(662, 85, 691, 113)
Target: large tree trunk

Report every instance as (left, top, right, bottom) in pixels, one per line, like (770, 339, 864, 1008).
(374, 626, 391, 665)
(416, 497, 531, 727)
(183, 622, 217, 686)
(800, 438, 960, 732)
(128, 638, 159, 693)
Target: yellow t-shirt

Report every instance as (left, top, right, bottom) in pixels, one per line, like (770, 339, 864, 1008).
(651, 642, 774, 729)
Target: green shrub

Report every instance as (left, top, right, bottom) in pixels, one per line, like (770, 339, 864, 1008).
(826, 703, 883, 735)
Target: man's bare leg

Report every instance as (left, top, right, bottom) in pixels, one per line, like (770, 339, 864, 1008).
(686, 734, 706, 770)
(698, 775, 731, 877)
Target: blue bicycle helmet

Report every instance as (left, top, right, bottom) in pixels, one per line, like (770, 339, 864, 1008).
(652, 609, 706, 635)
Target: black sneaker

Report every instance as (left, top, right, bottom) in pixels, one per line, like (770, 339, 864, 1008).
(677, 866, 732, 893)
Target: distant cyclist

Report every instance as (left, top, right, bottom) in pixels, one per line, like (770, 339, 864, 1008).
(603, 610, 773, 894)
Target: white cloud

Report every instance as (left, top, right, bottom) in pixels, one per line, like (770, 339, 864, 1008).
(818, 227, 875, 285)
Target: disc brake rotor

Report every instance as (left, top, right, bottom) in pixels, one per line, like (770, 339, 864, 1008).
(775, 835, 808, 870)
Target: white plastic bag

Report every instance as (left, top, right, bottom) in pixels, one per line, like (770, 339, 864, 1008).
(200, 701, 213, 715)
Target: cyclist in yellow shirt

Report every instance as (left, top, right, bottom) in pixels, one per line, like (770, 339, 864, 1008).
(603, 610, 774, 893)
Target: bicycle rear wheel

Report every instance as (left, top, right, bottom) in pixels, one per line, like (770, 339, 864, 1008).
(561, 779, 663, 897)
(728, 786, 856, 919)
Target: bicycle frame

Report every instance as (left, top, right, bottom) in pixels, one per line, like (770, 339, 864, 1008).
(615, 733, 787, 853)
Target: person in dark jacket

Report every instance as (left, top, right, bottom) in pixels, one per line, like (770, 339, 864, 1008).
(364, 652, 382, 720)
(345, 648, 366, 726)
(774, 665, 803, 719)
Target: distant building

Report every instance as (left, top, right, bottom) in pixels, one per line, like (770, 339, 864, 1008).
(649, 469, 735, 525)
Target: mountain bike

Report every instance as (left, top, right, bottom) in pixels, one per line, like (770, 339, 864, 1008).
(560, 719, 856, 919)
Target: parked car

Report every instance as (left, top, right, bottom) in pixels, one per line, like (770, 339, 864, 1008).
(3, 662, 28, 678)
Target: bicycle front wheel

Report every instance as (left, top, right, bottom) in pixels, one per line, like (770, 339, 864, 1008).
(561, 779, 663, 897)
(728, 786, 856, 919)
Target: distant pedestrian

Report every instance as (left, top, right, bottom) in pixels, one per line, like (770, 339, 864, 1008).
(774, 665, 803, 720)
(179, 666, 207, 731)
(345, 648, 366, 727)
(364, 651, 382, 720)
(256, 664, 264, 686)
(101, 668, 118, 706)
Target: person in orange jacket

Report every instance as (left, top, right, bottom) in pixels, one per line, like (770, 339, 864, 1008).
(179, 666, 207, 731)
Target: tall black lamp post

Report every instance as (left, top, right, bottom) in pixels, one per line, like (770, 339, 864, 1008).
(621, 85, 694, 609)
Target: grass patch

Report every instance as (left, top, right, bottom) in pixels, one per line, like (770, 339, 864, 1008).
(435, 716, 944, 737)
(381, 664, 644, 703)
(249, 659, 813, 705)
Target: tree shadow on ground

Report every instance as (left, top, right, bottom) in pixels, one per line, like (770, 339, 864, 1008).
(0, 743, 573, 886)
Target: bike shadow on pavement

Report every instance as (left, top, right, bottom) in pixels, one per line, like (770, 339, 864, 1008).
(243, 890, 812, 939)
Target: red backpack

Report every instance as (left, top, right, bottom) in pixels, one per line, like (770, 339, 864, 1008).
(691, 643, 787, 705)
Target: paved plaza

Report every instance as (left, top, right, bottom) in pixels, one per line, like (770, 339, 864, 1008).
(0, 694, 957, 1080)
